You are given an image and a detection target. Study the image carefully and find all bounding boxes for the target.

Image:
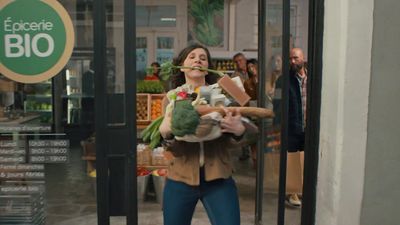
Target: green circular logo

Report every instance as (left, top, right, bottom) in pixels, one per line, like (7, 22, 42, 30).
(0, 0, 74, 83)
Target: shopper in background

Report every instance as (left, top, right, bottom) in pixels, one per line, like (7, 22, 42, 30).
(144, 62, 160, 81)
(231, 52, 249, 82)
(159, 44, 256, 225)
(266, 54, 282, 100)
(273, 48, 307, 207)
(243, 58, 258, 101)
(81, 61, 95, 131)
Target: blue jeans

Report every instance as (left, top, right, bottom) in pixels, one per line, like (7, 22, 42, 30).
(163, 168, 240, 225)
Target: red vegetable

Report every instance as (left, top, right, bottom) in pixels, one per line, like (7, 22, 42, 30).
(177, 91, 188, 99)
(137, 167, 151, 176)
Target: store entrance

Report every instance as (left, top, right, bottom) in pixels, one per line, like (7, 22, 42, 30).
(90, 0, 322, 225)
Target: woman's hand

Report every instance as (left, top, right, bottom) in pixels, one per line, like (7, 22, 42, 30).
(159, 109, 172, 139)
(220, 108, 245, 137)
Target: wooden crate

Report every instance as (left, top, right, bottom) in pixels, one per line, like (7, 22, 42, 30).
(136, 94, 150, 125)
(150, 94, 166, 121)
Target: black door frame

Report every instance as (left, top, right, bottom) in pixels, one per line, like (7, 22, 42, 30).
(93, 0, 109, 224)
(301, 0, 324, 224)
(93, 0, 324, 224)
(93, 0, 137, 224)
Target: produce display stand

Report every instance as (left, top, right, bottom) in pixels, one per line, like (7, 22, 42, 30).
(136, 93, 151, 125)
(136, 93, 166, 127)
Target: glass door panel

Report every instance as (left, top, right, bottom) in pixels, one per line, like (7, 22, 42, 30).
(155, 36, 175, 63)
(136, 37, 149, 80)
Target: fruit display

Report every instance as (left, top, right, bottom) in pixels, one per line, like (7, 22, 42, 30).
(152, 168, 167, 176)
(151, 97, 163, 120)
(136, 94, 150, 121)
(137, 167, 151, 176)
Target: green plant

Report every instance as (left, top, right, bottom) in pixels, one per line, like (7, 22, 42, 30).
(189, 0, 224, 46)
(136, 80, 164, 93)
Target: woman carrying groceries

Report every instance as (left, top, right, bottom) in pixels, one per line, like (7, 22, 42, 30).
(159, 44, 257, 225)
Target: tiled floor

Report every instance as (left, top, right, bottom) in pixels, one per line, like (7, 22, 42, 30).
(44, 146, 301, 225)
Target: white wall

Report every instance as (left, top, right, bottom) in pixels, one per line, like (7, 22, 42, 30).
(316, 0, 374, 224)
(360, 1, 400, 225)
(235, 0, 258, 51)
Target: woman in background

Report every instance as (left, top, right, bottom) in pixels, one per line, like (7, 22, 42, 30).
(144, 62, 161, 81)
(243, 58, 259, 101)
(266, 54, 282, 99)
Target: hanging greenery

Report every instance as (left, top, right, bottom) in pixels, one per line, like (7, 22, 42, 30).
(189, 0, 224, 47)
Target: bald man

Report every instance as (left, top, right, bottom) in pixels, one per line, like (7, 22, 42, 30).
(290, 48, 306, 78)
(273, 47, 307, 207)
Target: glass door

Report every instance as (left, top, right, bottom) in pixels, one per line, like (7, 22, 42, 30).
(155, 35, 175, 63)
(136, 36, 150, 80)
(136, 32, 177, 79)
(0, 2, 99, 225)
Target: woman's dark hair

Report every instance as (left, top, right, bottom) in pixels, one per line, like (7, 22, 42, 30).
(170, 43, 219, 89)
(246, 58, 258, 78)
(150, 62, 160, 75)
(151, 62, 160, 68)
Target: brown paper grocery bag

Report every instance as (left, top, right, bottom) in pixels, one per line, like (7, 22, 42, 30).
(263, 152, 280, 193)
(286, 151, 304, 194)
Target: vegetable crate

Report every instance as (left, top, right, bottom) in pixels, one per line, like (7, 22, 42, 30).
(150, 94, 166, 121)
(137, 94, 151, 125)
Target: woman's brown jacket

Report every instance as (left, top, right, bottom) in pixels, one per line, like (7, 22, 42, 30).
(166, 132, 253, 186)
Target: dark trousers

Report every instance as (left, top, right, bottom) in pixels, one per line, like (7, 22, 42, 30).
(163, 168, 240, 225)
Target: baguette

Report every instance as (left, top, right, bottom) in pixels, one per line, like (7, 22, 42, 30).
(195, 105, 274, 118)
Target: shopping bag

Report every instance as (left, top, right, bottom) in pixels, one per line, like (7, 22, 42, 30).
(263, 151, 280, 193)
(286, 151, 304, 194)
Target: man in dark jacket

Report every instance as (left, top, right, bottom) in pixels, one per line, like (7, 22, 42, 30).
(273, 48, 307, 207)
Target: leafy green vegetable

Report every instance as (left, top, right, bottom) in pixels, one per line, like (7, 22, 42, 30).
(141, 116, 164, 143)
(137, 80, 164, 93)
(171, 100, 200, 137)
(156, 61, 225, 81)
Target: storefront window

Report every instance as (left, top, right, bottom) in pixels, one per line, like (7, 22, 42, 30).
(136, 37, 148, 79)
(156, 37, 174, 63)
(0, 1, 96, 225)
(136, 6, 177, 27)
